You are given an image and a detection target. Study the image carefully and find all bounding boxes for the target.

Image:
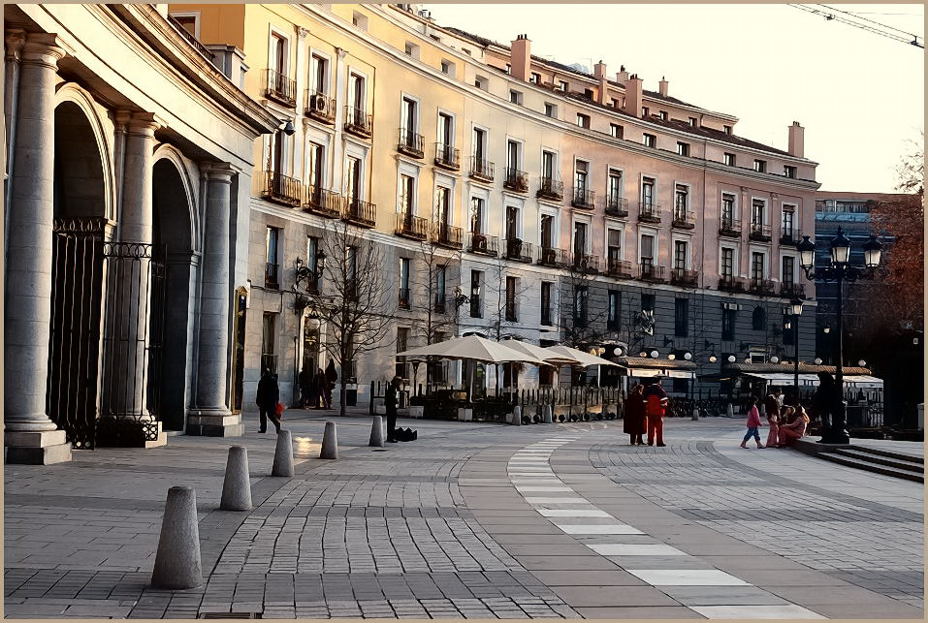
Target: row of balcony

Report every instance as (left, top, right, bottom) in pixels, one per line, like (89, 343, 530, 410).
(396, 131, 461, 169)
(394, 214, 467, 250)
(719, 275, 806, 298)
(266, 71, 374, 139)
(262, 172, 376, 227)
(398, 290, 461, 314)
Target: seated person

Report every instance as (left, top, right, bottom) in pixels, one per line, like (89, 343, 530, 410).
(778, 406, 810, 447)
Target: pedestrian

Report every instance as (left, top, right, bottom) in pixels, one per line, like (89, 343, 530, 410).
(623, 383, 646, 445)
(778, 405, 810, 447)
(811, 372, 836, 433)
(255, 369, 281, 434)
(298, 366, 312, 408)
(643, 379, 668, 447)
(315, 367, 328, 409)
(385, 375, 402, 443)
(741, 397, 764, 448)
(764, 390, 780, 423)
(766, 406, 788, 448)
(325, 359, 338, 410)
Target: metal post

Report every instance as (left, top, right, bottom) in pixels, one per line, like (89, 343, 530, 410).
(793, 313, 800, 407)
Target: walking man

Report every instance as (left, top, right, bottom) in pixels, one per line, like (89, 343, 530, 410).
(643, 378, 668, 447)
(385, 376, 401, 443)
(256, 369, 281, 434)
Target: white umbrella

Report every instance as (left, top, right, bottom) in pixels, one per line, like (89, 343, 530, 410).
(396, 334, 545, 365)
(544, 344, 624, 368)
(501, 339, 579, 366)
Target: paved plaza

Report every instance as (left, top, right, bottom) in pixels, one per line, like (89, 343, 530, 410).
(4, 412, 923, 619)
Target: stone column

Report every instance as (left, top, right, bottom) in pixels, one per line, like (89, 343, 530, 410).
(188, 164, 242, 437)
(4, 30, 26, 218)
(4, 34, 71, 464)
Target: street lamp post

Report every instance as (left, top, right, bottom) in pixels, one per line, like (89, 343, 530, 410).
(784, 298, 803, 407)
(797, 227, 883, 444)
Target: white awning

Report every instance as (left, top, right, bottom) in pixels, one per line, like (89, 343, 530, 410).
(743, 372, 883, 389)
(844, 375, 884, 389)
(627, 368, 694, 379)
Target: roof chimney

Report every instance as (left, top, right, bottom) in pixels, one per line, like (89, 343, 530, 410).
(510, 34, 531, 82)
(658, 76, 668, 97)
(788, 121, 804, 158)
(623, 74, 643, 118)
(616, 65, 629, 84)
(593, 60, 609, 105)
(593, 60, 607, 79)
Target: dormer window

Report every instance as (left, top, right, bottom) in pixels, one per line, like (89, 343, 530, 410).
(558, 80, 568, 91)
(784, 165, 797, 179)
(642, 133, 656, 148)
(753, 159, 767, 173)
(723, 153, 736, 167)
(677, 142, 690, 157)
(659, 111, 668, 121)
(724, 125, 733, 135)
(689, 117, 698, 127)
(576, 113, 590, 129)
(509, 89, 522, 104)
(530, 72, 541, 84)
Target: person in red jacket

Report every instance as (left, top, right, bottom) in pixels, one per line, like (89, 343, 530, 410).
(643, 379, 668, 447)
(741, 396, 765, 448)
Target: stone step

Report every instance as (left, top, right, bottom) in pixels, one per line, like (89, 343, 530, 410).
(817, 451, 924, 483)
(845, 444, 924, 465)
(831, 447, 924, 473)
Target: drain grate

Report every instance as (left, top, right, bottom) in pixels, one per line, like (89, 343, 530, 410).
(199, 613, 262, 619)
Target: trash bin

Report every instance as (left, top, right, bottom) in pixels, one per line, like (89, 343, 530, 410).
(346, 383, 357, 407)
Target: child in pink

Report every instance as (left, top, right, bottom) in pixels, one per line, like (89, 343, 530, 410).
(740, 397, 765, 448)
(766, 407, 784, 448)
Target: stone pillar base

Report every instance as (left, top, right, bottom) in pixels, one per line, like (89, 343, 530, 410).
(5, 430, 72, 464)
(186, 411, 244, 437)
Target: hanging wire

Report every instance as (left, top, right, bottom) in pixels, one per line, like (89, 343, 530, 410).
(787, 4, 924, 48)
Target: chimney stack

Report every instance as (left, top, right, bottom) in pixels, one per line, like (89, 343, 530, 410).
(623, 74, 643, 118)
(593, 60, 607, 79)
(594, 60, 608, 105)
(658, 76, 668, 97)
(510, 34, 531, 82)
(787, 121, 804, 158)
(616, 65, 629, 84)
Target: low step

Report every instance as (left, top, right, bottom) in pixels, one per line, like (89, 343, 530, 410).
(831, 447, 924, 473)
(818, 452, 924, 483)
(848, 444, 924, 465)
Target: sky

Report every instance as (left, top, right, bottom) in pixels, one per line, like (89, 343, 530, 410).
(423, 3, 924, 193)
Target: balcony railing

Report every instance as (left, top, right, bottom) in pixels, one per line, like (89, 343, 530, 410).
(397, 129, 424, 158)
(672, 208, 696, 229)
(570, 253, 600, 273)
(398, 288, 411, 310)
(571, 187, 596, 209)
(264, 69, 296, 107)
(262, 171, 302, 207)
(537, 246, 566, 267)
(780, 229, 801, 246)
(467, 232, 499, 256)
(344, 106, 373, 138)
(780, 283, 806, 299)
(344, 198, 376, 227)
(303, 185, 343, 218)
(504, 238, 533, 262)
(305, 90, 335, 123)
(749, 222, 772, 242)
(167, 14, 214, 60)
(434, 143, 460, 170)
(537, 177, 564, 201)
(503, 168, 529, 193)
(719, 218, 742, 237)
(639, 202, 661, 223)
(749, 278, 776, 296)
(395, 213, 428, 240)
(470, 157, 495, 182)
(639, 261, 666, 282)
(265, 262, 279, 290)
(719, 275, 746, 292)
(605, 196, 629, 217)
(671, 267, 699, 287)
(606, 258, 634, 278)
(433, 222, 463, 249)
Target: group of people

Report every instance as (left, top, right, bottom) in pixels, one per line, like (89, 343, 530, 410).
(623, 379, 669, 446)
(298, 360, 338, 410)
(742, 387, 811, 449)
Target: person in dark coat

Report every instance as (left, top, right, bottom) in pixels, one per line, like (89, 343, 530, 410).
(811, 371, 836, 432)
(324, 359, 338, 410)
(623, 383, 646, 445)
(316, 366, 329, 409)
(298, 367, 312, 408)
(385, 375, 401, 443)
(256, 369, 281, 434)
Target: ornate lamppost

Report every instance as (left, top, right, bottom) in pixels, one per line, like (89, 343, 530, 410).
(797, 228, 883, 444)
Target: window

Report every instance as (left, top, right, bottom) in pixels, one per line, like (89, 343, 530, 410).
(505, 63, 511, 75)
(674, 184, 688, 214)
(583, 88, 594, 99)
(781, 207, 795, 237)
(269, 33, 287, 77)
(751, 199, 765, 228)
(607, 169, 622, 204)
(542, 150, 556, 180)
(607, 291, 620, 330)
(474, 75, 487, 90)
(311, 54, 328, 94)
(170, 13, 199, 38)
(470, 197, 484, 234)
(688, 116, 698, 127)
(544, 102, 557, 117)
(505, 205, 520, 242)
(509, 89, 522, 104)
(641, 106, 650, 117)
(723, 125, 732, 135)
(440, 59, 452, 75)
(541, 281, 553, 326)
(558, 80, 568, 91)
(345, 156, 362, 202)
(782, 256, 795, 286)
(307, 236, 320, 284)
(676, 142, 690, 156)
(751, 252, 765, 281)
(505, 276, 518, 321)
(723, 153, 736, 167)
(721, 247, 734, 277)
(722, 193, 735, 224)
(473, 127, 487, 163)
(607, 229, 621, 263)
(261, 312, 278, 374)
(675, 298, 689, 337)
(265, 226, 280, 289)
(573, 286, 589, 327)
(574, 160, 588, 193)
(438, 112, 453, 147)
(784, 165, 797, 179)
(674, 240, 687, 270)
(348, 72, 366, 112)
(659, 111, 668, 121)
(396, 327, 409, 379)
(752, 306, 766, 331)
(401, 96, 418, 135)
(573, 221, 588, 256)
(404, 42, 419, 58)
(307, 142, 324, 189)
(642, 133, 656, 148)
(436, 186, 451, 225)
(470, 270, 482, 318)
(784, 317, 795, 346)
(576, 113, 591, 129)
(400, 174, 415, 214)
(506, 139, 520, 171)
(722, 308, 736, 341)
(540, 214, 554, 248)
(640, 233, 655, 264)
(610, 124, 623, 139)
(530, 72, 541, 84)
(641, 176, 655, 207)
(435, 265, 447, 310)
(753, 159, 767, 173)
(352, 11, 368, 30)
(641, 293, 655, 312)
(399, 257, 411, 308)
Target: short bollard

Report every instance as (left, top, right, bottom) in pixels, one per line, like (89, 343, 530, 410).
(320, 421, 338, 459)
(513, 405, 522, 426)
(151, 486, 202, 589)
(726, 403, 734, 418)
(543, 404, 553, 424)
(369, 415, 385, 447)
(220, 446, 252, 511)
(271, 430, 294, 477)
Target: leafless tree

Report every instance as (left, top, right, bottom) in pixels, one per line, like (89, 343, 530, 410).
(560, 257, 611, 349)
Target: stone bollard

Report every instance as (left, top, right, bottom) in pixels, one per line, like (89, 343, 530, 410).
(151, 486, 203, 589)
(726, 403, 734, 418)
(369, 415, 385, 447)
(543, 404, 553, 424)
(271, 430, 294, 477)
(220, 446, 252, 511)
(511, 405, 522, 426)
(320, 421, 338, 459)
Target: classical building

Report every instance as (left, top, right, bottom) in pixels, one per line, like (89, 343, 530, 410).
(168, 3, 820, 411)
(3, 3, 278, 463)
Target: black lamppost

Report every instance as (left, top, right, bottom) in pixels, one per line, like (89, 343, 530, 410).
(797, 227, 883, 444)
(782, 298, 803, 407)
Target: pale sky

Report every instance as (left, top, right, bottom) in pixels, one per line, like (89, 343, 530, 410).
(424, 3, 924, 193)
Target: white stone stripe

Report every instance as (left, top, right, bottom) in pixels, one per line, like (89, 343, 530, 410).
(538, 508, 611, 518)
(690, 605, 825, 619)
(514, 486, 573, 492)
(627, 569, 749, 586)
(587, 543, 686, 556)
(555, 523, 644, 535)
(523, 496, 589, 504)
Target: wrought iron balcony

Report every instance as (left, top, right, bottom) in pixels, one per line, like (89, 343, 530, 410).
(571, 187, 596, 209)
(780, 229, 801, 246)
(719, 218, 742, 237)
(671, 267, 699, 287)
(433, 222, 463, 249)
(639, 202, 661, 223)
(606, 258, 634, 278)
(749, 277, 776, 296)
(749, 222, 772, 242)
(639, 261, 666, 282)
(344, 106, 373, 138)
(503, 168, 529, 193)
(262, 171, 302, 207)
(780, 282, 806, 299)
(398, 288, 411, 310)
(395, 213, 428, 240)
(537, 246, 565, 267)
(470, 157, 495, 182)
(167, 14, 214, 59)
(672, 208, 696, 229)
(434, 143, 460, 170)
(344, 198, 376, 227)
(537, 177, 563, 201)
(719, 275, 746, 292)
(504, 238, 533, 262)
(397, 128, 424, 158)
(570, 253, 600, 273)
(605, 196, 629, 217)
(264, 69, 296, 108)
(467, 232, 499, 256)
(305, 90, 335, 123)
(303, 184, 343, 218)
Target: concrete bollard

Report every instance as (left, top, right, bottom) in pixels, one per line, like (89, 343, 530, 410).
(726, 403, 734, 418)
(220, 446, 252, 511)
(271, 430, 294, 477)
(320, 421, 338, 459)
(543, 404, 553, 424)
(151, 486, 203, 589)
(369, 415, 385, 447)
(513, 405, 522, 426)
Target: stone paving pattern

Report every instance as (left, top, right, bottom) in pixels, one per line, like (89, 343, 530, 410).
(4, 410, 923, 619)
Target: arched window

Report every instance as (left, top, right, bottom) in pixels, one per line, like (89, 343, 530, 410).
(752, 306, 767, 331)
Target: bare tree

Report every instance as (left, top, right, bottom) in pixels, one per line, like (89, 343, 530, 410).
(482, 253, 533, 393)
(560, 257, 611, 349)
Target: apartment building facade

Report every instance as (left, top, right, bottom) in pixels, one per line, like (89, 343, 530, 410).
(171, 3, 819, 410)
